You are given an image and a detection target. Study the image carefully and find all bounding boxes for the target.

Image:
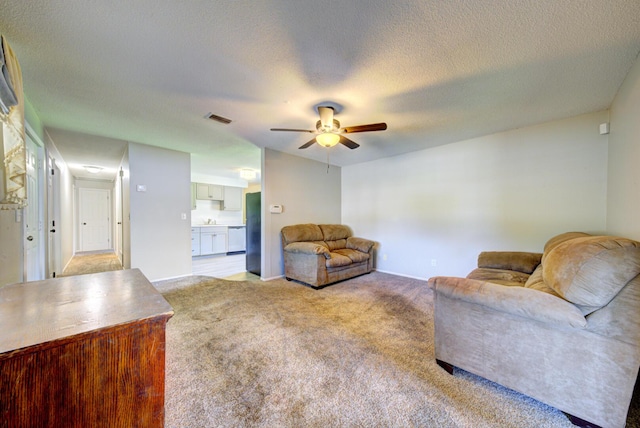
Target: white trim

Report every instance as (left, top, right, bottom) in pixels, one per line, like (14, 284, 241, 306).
(373, 269, 429, 282)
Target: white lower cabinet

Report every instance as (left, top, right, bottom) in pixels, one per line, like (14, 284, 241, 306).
(191, 228, 201, 256)
(199, 227, 227, 255)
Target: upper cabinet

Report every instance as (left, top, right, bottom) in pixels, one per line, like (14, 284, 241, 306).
(223, 186, 242, 211)
(196, 183, 224, 201)
(193, 182, 242, 210)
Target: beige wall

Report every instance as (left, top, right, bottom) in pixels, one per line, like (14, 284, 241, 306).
(262, 148, 341, 280)
(607, 54, 640, 240)
(342, 110, 609, 279)
(128, 142, 192, 281)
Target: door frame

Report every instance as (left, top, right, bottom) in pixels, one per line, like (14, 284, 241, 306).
(46, 156, 62, 278)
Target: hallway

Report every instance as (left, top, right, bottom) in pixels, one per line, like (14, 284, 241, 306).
(60, 251, 123, 277)
(61, 251, 258, 281)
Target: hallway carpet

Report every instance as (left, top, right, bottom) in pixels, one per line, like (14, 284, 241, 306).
(60, 251, 123, 276)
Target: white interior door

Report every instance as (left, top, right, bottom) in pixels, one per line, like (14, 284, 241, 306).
(79, 188, 111, 252)
(24, 134, 44, 281)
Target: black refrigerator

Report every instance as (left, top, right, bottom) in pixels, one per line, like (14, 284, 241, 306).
(245, 192, 261, 275)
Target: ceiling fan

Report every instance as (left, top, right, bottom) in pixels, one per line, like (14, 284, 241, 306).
(270, 106, 387, 150)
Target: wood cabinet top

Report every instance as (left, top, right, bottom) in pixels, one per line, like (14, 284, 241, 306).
(0, 269, 174, 354)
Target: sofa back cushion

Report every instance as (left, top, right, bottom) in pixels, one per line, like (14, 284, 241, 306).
(541, 232, 591, 265)
(281, 224, 325, 247)
(542, 236, 640, 314)
(319, 225, 352, 250)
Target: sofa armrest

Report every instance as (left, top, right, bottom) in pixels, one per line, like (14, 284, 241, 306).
(284, 242, 330, 259)
(347, 237, 374, 253)
(428, 276, 586, 328)
(477, 251, 542, 274)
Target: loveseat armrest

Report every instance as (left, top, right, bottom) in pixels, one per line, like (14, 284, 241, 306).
(283, 242, 330, 259)
(428, 276, 586, 328)
(347, 237, 375, 253)
(477, 251, 542, 274)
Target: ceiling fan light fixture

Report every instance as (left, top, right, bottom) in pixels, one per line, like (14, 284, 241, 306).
(316, 132, 340, 148)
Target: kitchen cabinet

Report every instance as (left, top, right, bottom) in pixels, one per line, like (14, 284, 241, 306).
(223, 186, 243, 211)
(196, 183, 223, 201)
(191, 228, 201, 256)
(190, 183, 197, 210)
(200, 226, 227, 255)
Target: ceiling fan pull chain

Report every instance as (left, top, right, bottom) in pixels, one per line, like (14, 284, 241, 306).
(327, 150, 330, 174)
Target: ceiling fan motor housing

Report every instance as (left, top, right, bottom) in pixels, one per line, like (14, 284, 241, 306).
(316, 119, 340, 133)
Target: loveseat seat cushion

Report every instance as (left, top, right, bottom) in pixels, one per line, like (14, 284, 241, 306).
(477, 251, 542, 274)
(523, 266, 561, 298)
(333, 248, 370, 264)
(467, 268, 530, 286)
(543, 236, 640, 314)
(326, 252, 354, 268)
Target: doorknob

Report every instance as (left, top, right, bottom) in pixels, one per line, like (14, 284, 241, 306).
(50, 229, 56, 233)
(26, 235, 33, 241)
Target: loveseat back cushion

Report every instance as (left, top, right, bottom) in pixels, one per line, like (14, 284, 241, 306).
(281, 224, 324, 247)
(542, 236, 640, 314)
(319, 224, 352, 241)
(319, 225, 352, 251)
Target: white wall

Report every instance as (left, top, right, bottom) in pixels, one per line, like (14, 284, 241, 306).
(119, 146, 131, 269)
(192, 200, 243, 226)
(607, 54, 640, 240)
(262, 148, 341, 280)
(44, 134, 75, 274)
(128, 143, 191, 281)
(343, 111, 609, 279)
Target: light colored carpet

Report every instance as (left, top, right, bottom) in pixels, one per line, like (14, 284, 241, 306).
(60, 251, 123, 277)
(155, 272, 636, 428)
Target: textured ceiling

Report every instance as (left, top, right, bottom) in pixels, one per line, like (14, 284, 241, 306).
(1, 1, 640, 182)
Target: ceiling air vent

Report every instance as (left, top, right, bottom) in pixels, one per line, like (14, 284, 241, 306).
(205, 112, 232, 124)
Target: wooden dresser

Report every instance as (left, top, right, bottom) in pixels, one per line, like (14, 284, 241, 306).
(0, 269, 174, 428)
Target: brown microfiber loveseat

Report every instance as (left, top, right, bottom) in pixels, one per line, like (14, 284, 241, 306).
(428, 232, 640, 428)
(281, 224, 374, 288)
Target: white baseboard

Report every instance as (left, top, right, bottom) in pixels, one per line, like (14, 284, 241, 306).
(373, 269, 429, 282)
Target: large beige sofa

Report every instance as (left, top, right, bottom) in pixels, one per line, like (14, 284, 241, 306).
(281, 224, 374, 288)
(428, 232, 640, 428)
